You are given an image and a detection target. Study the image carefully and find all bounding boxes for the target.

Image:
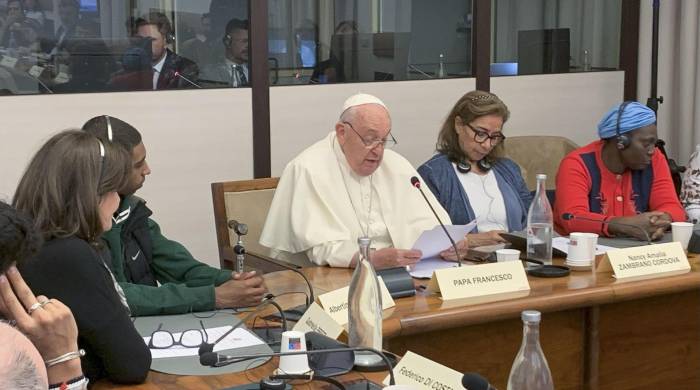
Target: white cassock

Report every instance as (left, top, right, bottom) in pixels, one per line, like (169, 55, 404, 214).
(260, 132, 451, 267)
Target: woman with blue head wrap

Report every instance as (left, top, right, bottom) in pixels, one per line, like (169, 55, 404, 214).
(554, 101, 685, 241)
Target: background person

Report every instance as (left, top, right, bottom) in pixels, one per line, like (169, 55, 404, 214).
(14, 130, 151, 383)
(554, 101, 686, 240)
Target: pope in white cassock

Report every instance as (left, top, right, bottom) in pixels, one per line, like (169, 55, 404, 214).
(260, 93, 454, 269)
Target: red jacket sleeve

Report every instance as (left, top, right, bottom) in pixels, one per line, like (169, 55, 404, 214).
(649, 150, 687, 221)
(554, 154, 612, 236)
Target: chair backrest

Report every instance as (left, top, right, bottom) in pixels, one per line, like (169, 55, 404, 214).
(211, 178, 312, 270)
(503, 135, 579, 190)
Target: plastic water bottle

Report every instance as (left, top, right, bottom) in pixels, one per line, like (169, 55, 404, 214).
(582, 49, 592, 71)
(507, 310, 554, 390)
(526, 174, 553, 265)
(347, 237, 382, 367)
(436, 53, 447, 78)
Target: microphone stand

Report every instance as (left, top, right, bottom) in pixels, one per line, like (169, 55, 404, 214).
(201, 346, 396, 386)
(645, 0, 685, 194)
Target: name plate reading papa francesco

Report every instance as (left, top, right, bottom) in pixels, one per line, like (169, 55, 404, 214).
(427, 261, 530, 300)
(598, 242, 690, 279)
(382, 351, 463, 390)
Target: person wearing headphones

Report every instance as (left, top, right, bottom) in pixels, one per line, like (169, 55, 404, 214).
(134, 11, 199, 90)
(417, 91, 532, 256)
(200, 19, 249, 87)
(13, 130, 150, 383)
(554, 101, 686, 240)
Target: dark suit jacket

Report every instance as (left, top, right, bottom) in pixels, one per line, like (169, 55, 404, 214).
(156, 50, 200, 89)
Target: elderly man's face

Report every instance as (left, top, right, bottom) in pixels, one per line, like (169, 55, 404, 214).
(336, 104, 391, 176)
(227, 28, 249, 64)
(619, 124, 658, 170)
(0, 323, 48, 388)
(7, 1, 23, 20)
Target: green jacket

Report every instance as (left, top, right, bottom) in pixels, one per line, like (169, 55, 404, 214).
(102, 195, 231, 316)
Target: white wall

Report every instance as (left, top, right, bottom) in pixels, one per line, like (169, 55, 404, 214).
(269, 78, 476, 174)
(491, 71, 624, 146)
(0, 88, 253, 268)
(270, 71, 624, 175)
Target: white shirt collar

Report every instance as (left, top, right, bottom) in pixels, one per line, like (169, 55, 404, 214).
(153, 52, 167, 73)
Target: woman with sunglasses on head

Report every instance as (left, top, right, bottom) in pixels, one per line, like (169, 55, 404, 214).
(13, 130, 151, 384)
(418, 91, 532, 255)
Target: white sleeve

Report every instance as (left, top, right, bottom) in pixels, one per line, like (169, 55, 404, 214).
(306, 240, 358, 268)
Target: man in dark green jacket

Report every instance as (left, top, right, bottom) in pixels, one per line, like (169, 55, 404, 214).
(83, 115, 267, 316)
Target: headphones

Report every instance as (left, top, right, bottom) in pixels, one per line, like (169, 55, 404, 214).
(104, 115, 114, 141)
(456, 158, 492, 174)
(222, 33, 232, 48)
(615, 101, 632, 150)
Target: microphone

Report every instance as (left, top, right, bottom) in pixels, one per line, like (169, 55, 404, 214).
(228, 219, 249, 236)
(198, 296, 286, 356)
(410, 176, 462, 266)
(561, 213, 652, 244)
(462, 372, 497, 390)
(200, 341, 396, 386)
(174, 71, 202, 89)
(26, 71, 54, 94)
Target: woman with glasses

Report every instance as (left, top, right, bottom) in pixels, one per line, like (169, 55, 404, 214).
(13, 130, 151, 384)
(418, 90, 532, 248)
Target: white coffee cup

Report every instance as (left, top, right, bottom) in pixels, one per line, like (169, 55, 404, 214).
(278, 330, 311, 374)
(567, 232, 598, 262)
(671, 222, 694, 250)
(496, 248, 520, 262)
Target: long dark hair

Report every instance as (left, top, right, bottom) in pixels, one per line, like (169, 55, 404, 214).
(13, 130, 130, 243)
(436, 90, 510, 163)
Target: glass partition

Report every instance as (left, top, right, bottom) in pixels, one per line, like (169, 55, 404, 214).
(0, 0, 250, 95)
(490, 0, 621, 76)
(268, 0, 473, 86)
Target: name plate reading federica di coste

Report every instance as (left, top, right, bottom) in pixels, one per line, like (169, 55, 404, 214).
(427, 260, 530, 301)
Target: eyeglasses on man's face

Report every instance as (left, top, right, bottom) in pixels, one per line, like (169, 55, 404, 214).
(342, 121, 397, 149)
(464, 122, 506, 145)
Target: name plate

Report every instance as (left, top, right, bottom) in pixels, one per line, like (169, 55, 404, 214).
(292, 302, 344, 339)
(596, 242, 690, 279)
(0, 56, 18, 68)
(317, 276, 395, 326)
(382, 351, 462, 390)
(427, 261, 530, 301)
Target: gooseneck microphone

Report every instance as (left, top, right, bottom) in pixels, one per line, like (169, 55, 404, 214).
(410, 176, 462, 266)
(462, 372, 497, 390)
(200, 345, 396, 386)
(174, 71, 203, 89)
(561, 213, 652, 245)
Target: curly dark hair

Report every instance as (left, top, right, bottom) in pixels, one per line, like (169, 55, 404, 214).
(0, 201, 42, 273)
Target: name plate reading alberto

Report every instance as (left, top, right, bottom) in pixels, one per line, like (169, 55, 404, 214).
(317, 276, 395, 326)
(292, 302, 344, 339)
(597, 242, 690, 279)
(382, 351, 463, 390)
(427, 261, 530, 300)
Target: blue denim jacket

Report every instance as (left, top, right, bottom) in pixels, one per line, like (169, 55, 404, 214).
(417, 153, 532, 231)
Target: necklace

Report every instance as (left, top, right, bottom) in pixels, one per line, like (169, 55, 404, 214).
(332, 135, 373, 238)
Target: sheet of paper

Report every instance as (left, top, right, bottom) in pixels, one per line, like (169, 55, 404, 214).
(412, 222, 477, 260)
(143, 326, 265, 359)
(409, 257, 460, 279)
(552, 236, 615, 255)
